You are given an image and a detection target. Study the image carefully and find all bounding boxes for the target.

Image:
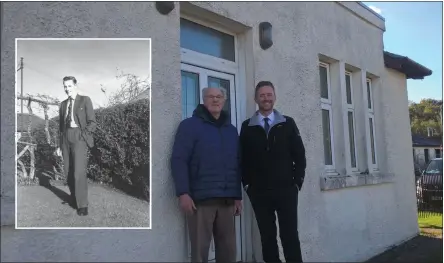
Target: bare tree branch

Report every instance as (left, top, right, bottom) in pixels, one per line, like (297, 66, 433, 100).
(105, 70, 150, 107)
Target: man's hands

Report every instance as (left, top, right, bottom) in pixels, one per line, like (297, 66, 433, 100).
(234, 200, 242, 216)
(179, 194, 196, 215)
(179, 194, 242, 217)
(55, 148, 62, 157)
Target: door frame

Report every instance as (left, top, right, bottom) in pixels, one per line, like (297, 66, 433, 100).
(180, 62, 242, 262)
(180, 13, 252, 263)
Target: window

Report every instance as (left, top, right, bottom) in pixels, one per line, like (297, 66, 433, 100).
(425, 149, 430, 164)
(181, 71, 200, 120)
(366, 79, 378, 170)
(435, 149, 441, 158)
(180, 18, 235, 62)
(319, 62, 335, 172)
(345, 72, 358, 171)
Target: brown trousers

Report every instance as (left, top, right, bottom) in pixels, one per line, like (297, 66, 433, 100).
(187, 199, 237, 263)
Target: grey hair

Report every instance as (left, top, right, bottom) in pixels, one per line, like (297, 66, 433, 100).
(202, 87, 227, 100)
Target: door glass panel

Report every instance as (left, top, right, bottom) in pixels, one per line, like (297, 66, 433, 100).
(181, 71, 200, 120)
(180, 18, 235, 62)
(208, 76, 231, 123)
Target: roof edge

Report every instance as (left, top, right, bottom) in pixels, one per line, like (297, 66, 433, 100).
(384, 51, 433, 80)
(357, 2, 386, 22)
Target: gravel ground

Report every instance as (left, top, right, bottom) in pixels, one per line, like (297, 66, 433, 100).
(17, 183, 150, 228)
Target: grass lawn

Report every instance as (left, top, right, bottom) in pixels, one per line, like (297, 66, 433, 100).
(418, 213, 443, 238)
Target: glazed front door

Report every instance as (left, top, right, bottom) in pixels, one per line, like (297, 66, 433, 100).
(181, 63, 242, 262)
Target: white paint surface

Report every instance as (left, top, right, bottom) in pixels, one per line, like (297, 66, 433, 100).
(2, 2, 420, 262)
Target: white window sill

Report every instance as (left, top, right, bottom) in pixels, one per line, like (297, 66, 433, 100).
(320, 171, 394, 191)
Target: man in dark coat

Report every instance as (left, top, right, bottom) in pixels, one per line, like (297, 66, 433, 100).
(171, 87, 242, 263)
(240, 81, 306, 263)
(58, 76, 96, 216)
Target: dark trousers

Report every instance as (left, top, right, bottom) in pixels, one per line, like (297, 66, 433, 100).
(248, 186, 302, 263)
(61, 127, 89, 209)
(187, 199, 237, 263)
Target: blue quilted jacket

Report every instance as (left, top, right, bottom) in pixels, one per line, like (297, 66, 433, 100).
(170, 104, 242, 201)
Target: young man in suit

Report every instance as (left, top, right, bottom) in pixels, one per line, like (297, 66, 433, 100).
(58, 76, 96, 216)
(240, 81, 306, 263)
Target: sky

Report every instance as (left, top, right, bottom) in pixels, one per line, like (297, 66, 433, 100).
(363, 1, 442, 103)
(16, 39, 151, 119)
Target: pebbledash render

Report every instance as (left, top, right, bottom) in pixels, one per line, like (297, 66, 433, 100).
(1, 2, 432, 262)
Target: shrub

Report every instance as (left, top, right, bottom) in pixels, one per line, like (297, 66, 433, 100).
(17, 98, 151, 201)
(88, 98, 150, 201)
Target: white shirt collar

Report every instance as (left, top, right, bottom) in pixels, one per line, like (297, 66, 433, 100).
(68, 93, 78, 101)
(258, 111, 275, 125)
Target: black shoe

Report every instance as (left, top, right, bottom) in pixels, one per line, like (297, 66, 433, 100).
(77, 207, 88, 216)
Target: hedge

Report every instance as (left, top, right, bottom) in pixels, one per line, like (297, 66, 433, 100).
(88, 98, 150, 200)
(19, 98, 150, 201)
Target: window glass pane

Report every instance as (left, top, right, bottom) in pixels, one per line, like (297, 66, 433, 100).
(319, 65, 329, 99)
(181, 71, 200, 120)
(208, 76, 231, 123)
(435, 149, 441, 158)
(348, 111, 357, 168)
(346, 74, 352, 104)
(367, 81, 372, 109)
(180, 18, 235, 62)
(369, 118, 376, 164)
(322, 109, 333, 165)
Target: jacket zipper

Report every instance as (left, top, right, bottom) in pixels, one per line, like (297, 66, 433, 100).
(218, 126, 228, 190)
(266, 127, 271, 151)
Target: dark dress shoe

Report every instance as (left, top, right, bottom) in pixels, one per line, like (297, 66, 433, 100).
(77, 207, 88, 216)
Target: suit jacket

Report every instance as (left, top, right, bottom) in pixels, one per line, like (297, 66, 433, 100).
(59, 94, 97, 148)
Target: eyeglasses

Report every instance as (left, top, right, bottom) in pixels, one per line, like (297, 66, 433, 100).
(205, 95, 224, 100)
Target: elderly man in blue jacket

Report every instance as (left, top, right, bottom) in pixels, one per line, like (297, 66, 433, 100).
(171, 86, 242, 263)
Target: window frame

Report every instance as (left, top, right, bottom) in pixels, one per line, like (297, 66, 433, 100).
(344, 71, 358, 172)
(366, 78, 378, 171)
(180, 14, 238, 75)
(319, 62, 332, 105)
(319, 62, 336, 173)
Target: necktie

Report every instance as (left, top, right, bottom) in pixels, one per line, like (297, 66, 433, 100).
(264, 117, 270, 134)
(66, 97, 73, 127)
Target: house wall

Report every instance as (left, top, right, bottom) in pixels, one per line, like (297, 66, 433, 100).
(413, 146, 442, 167)
(1, 2, 418, 262)
(372, 68, 419, 249)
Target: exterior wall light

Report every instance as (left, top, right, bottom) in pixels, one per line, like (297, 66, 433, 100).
(156, 2, 175, 15)
(259, 22, 273, 50)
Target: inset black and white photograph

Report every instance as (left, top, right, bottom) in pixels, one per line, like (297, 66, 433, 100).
(15, 38, 151, 229)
